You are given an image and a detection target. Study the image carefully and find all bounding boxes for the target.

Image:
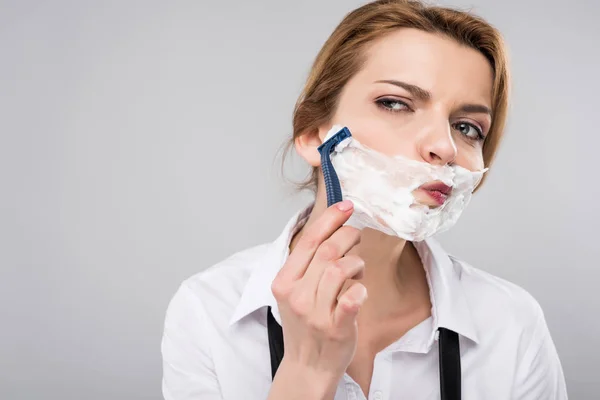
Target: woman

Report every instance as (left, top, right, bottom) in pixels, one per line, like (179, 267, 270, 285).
(161, 1, 567, 399)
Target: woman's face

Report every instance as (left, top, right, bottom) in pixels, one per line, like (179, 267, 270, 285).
(299, 28, 494, 207)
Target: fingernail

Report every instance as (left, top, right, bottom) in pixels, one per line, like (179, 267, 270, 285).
(336, 200, 353, 212)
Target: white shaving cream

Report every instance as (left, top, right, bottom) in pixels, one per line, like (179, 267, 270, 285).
(324, 125, 487, 241)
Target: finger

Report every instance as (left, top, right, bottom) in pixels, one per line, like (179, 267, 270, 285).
(300, 226, 361, 293)
(333, 282, 367, 329)
(277, 200, 354, 282)
(315, 255, 365, 315)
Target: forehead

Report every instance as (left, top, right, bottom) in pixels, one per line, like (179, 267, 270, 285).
(357, 28, 494, 106)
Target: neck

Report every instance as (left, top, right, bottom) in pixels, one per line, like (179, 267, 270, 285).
(289, 190, 431, 323)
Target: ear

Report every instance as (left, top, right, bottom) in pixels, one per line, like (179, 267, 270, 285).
(295, 122, 337, 167)
(294, 127, 326, 167)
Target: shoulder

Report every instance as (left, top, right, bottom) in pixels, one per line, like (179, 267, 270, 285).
(163, 207, 306, 334)
(161, 242, 276, 398)
(449, 254, 545, 337)
(448, 254, 567, 397)
(449, 255, 565, 382)
(164, 242, 272, 328)
(184, 243, 270, 302)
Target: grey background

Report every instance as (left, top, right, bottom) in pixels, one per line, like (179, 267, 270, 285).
(1, 0, 598, 399)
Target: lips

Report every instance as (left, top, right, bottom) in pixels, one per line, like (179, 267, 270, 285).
(419, 182, 453, 206)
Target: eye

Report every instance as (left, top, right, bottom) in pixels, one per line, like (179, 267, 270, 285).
(453, 121, 484, 141)
(375, 98, 411, 113)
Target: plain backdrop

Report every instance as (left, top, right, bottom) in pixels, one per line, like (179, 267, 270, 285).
(1, 0, 599, 399)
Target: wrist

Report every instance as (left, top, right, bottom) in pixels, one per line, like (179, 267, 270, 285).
(274, 357, 341, 400)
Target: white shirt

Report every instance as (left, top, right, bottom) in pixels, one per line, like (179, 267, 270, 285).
(161, 206, 568, 400)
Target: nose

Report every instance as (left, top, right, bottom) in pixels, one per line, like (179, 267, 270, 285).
(416, 119, 457, 166)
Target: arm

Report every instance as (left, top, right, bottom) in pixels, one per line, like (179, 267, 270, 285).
(511, 311, 568, 399)
(161, 283, 222, 400)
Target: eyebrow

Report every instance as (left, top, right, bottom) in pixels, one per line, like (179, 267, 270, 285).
(457, 104, 492, 117)
(375, 79, 493, 117)
(375, 79, 431, 101)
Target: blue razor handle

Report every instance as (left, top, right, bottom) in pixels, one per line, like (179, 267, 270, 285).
(317, 127, 352, 208)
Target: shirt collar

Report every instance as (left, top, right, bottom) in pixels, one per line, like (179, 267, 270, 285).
(413, 239, 480, 345)
(229, 205, 312, 327)
(229, 204, 479, 345)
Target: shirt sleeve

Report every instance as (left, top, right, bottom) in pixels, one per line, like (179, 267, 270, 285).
(161, 283, 223, 400)
(511, 310, 568, 399)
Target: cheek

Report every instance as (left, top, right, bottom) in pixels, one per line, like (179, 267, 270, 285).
(330, 87, 392, 149)
(456, 145, 485, 171)
(329, 87, 416, 158)
(331, 108, 418, 157)
(345, 121, 418, 158)
(331, 97, 379, 142)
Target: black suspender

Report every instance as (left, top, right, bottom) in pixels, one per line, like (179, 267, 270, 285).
(267, 307, 461, 400)
(438, 327, 462, 400)
(267, 307, 286, 380)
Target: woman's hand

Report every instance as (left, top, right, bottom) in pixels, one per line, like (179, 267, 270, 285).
(268, 200, 367, 399)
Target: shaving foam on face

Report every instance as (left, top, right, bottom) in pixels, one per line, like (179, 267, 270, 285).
(323, 125, 487, 241)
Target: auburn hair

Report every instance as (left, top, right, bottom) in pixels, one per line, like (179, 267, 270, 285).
(288, 0, 510, 191)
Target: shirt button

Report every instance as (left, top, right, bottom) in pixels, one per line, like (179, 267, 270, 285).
(373, 390, 383, 400)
